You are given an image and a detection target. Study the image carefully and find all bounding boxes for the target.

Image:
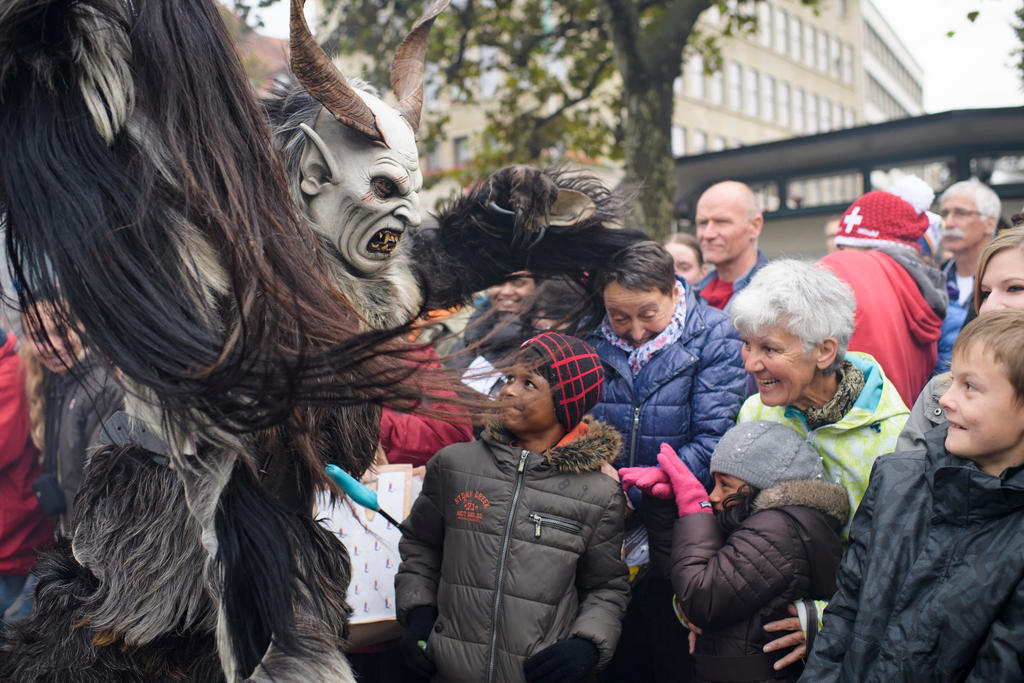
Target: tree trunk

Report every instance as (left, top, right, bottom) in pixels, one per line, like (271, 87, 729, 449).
(621, 77, 676, 240)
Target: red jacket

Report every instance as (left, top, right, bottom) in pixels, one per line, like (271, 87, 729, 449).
(0, 332, 54, 574)
(820, 250, 941, 408)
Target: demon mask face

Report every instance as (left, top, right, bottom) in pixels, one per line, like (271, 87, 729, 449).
(289, 0, 443, 275)
(298, 97, 423, 274)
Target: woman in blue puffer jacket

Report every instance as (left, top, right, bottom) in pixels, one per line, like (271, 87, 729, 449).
(587, 241, 747, 683)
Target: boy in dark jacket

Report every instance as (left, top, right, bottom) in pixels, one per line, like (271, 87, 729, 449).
(396, 332, 630, 683)
(803, 309, 1024, 681)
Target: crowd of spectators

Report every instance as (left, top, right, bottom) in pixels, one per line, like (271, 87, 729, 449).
(4, 172, 1024, 682)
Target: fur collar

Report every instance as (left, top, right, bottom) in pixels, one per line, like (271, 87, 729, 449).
(484, 416, 622, 474)
(753, 479, 850, 528)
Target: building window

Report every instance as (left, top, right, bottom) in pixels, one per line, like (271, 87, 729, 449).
(746, 68, 760, 117)
(778, 81, 790, 127)
(728, 62, 742, 111)
(806, 92, 818, 134)
(673, 75, 684, 95)
(793, 86, 804, 132)
(710, 69, 724, 106)
(830, 36, 842, 79)
(692, 130, 707, 154)
(833, 101, 843, 129)
(711, 136, 726, 152)
(820, 97, 831, 131)
(843, 44, 854, 84)
(845, 107, 855, 128)
(758, 2, 772, 47)
(817, 29, 829, 73)
(774, 7, 788, 54)
(688, 54, 705, 99)
(763, 74, 775, 122)
(790, 16, 802, 61)
(480, 46, 500, 98)
(804, 24, 816, 69)
(422, 141, 442, 172)
(671, 125, 687, 157)
(453, 136, 471, 167)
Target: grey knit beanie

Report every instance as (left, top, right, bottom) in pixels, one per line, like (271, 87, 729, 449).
(710, 421, 825, 490)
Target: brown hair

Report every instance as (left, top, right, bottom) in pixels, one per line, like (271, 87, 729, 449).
(953, 309, 1024, 406)
(594, 241, 677, 296)
(974, 227, 1024, 312)
(662, 232, 705, 268)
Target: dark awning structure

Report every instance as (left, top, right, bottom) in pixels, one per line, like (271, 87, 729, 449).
(673, 107, 1024, 225)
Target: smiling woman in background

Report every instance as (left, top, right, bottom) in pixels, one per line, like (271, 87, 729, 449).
(730, 259, 908, 522)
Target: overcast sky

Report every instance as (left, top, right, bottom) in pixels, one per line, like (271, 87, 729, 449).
(253, 0, 1024, 113)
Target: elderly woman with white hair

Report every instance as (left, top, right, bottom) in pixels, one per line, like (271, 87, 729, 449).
(730, 260, 909, 519)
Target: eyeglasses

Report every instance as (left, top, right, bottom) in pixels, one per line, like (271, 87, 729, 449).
(939, 208, 981, 220)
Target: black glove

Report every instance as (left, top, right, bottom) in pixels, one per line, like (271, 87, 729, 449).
(399, 605, 438, 678)
(523, 637, 599, 683)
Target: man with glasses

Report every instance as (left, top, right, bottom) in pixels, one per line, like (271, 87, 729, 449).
(935, 179, 1001, 373)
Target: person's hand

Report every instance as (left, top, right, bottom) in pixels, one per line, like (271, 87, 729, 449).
(656, 444, 711, 516)
(688, 629, 698, 655)
(763, 604, 806, 670)
(399, 605, 438, 677)
(523, 637, 599, 683)
(617, 465, 672, 499)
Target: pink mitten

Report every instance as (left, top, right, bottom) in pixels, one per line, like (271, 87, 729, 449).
(656, 445, 711, 516)
(617, 466, 673, 499)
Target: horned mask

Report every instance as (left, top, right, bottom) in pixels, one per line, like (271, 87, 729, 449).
(290, 0, 447, 275)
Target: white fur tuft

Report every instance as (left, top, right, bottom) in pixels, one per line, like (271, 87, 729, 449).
(889, 175, 934, 215)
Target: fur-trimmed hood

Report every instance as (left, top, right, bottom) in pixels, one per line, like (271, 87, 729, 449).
(753, 479, 850, 529)
(483, 415, 621, 474)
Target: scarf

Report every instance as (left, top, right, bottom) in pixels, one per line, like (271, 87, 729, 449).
(801, 360, 865, 430)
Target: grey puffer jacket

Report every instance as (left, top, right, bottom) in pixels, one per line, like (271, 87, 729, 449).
(646, 479, 848, 683)
(895, 373, 949, 452)
(396, 417, 631, 683)
(803, 425, 1024, 681)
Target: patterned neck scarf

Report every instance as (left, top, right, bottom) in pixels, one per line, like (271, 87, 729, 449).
(801, 360, 865, 430)
(600, 281, 687, 377)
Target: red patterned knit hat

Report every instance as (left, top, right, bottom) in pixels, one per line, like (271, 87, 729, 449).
(519, 332, 604, 430)
(835, 189, 930, 252)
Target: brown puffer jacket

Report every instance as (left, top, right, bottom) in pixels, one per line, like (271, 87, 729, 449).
(396, 417, 631, 683)
(645, 479, 848, 683)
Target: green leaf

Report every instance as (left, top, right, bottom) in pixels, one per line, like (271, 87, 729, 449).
(966, 11, 979, 23)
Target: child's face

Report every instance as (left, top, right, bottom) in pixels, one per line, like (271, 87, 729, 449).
(708, 472, 750, 512)
(940, 341, 1024, 476)
(497, 364, 561, 439)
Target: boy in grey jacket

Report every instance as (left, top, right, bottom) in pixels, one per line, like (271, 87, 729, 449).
(396, 332, 630, 683)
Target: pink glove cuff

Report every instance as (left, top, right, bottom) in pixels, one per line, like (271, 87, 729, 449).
(656, 447, 711, 516)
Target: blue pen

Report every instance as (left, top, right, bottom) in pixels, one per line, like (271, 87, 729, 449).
(326, 464, 404, 530)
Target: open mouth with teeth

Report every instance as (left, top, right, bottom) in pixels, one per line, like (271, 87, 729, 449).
(367, 229, 403, 255)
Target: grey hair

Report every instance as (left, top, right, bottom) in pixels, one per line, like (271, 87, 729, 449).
(729, 259, 856, 373)
(940, 178, 1001, 221)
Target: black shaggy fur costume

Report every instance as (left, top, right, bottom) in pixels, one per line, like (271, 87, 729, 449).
(0, 0, 642, 679)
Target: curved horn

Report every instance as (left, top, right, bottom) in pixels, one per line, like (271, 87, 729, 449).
(290, 0, 383, 142)
(391, 0, 450, 135)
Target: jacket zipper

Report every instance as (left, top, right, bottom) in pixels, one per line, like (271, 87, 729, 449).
(628, 405, 641, 467)
(486, 449, 530, 683)
(528, 512, 582, 538)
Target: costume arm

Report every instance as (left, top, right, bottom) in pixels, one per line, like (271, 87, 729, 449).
(395, 453, 447, 623)
(670, 511, 794, 628)
(800, 460, 881, 681)
(571, 486, 631, 668)
(410, 166, 643, 313)
(675, 320, 746, 487)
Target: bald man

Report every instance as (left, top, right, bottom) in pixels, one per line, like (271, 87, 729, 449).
(692, 181, 770, 310)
